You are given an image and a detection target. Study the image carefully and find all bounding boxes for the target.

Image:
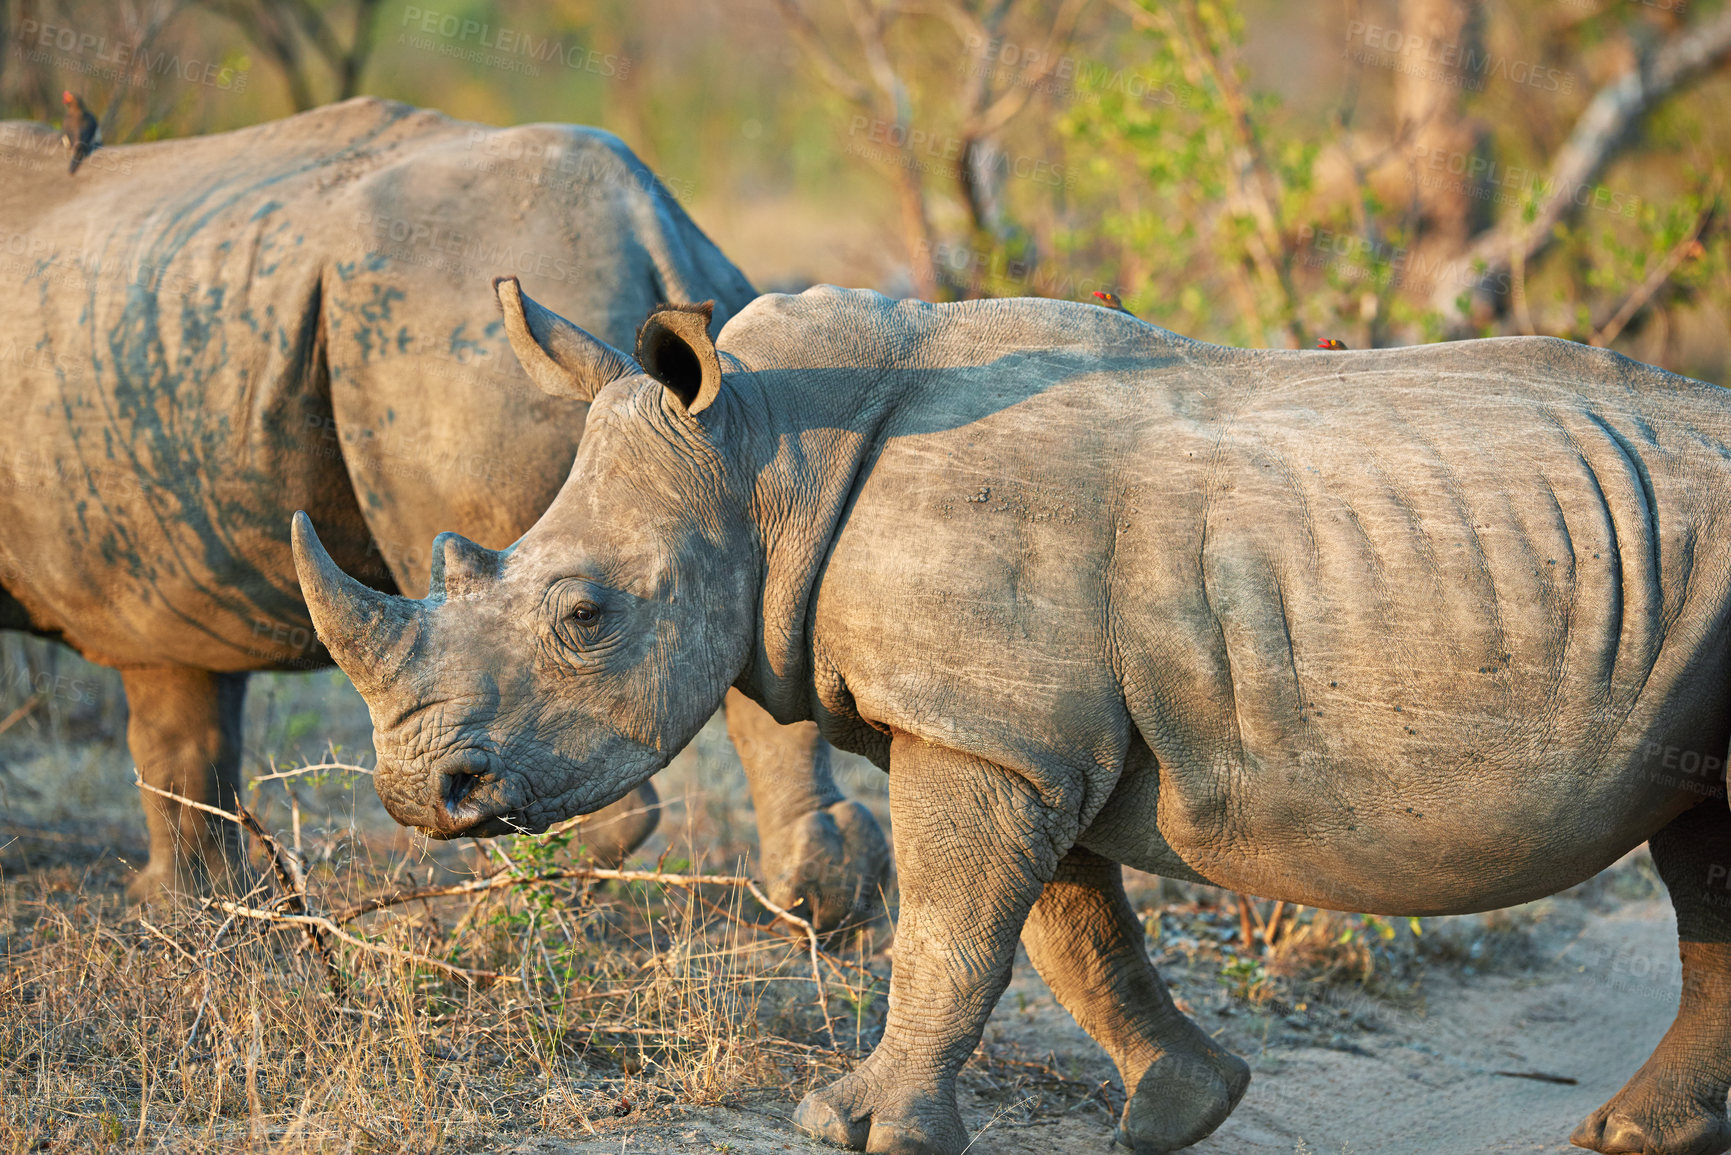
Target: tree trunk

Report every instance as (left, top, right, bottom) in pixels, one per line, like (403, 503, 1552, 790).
(1395, 0, 1489, 300)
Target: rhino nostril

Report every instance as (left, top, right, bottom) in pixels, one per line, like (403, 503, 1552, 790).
(443, 764, 485, 814)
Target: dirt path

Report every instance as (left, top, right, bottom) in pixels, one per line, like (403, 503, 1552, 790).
(1186, 899, 1678, 1155)
(530, 897, 1681, 1155)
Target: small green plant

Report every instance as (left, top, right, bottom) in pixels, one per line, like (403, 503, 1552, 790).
(1218, 955, 1273, 1003)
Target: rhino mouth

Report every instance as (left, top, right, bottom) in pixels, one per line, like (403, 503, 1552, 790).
(420, 814, 520, 840)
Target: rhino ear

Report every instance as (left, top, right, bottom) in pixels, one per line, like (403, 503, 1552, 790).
(494, 276, 640, 402)
(636, 301, 722, 415)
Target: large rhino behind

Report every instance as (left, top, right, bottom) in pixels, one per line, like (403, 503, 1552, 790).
(0, 98, 886, 924)
(300, 281, 1731, 1155)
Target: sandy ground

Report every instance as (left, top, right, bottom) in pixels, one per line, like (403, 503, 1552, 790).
(492, 892, 1680, 1155)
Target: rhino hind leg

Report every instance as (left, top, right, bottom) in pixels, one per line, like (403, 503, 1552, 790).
(723, 688, 890, 938)
(1022, 846, 1249, 1152)
(793, 734, 1072, 1155)
(123, 668, 249, 904)
(1573, 801, 1731, 1155)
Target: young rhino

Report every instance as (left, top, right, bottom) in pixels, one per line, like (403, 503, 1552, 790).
(295, 280, 1731, 1155)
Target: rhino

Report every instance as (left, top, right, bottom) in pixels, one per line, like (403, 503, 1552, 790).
(297, 277, 1731, 1155)
(0, 97, 887, 928)
(294, 279, 1731, 1155)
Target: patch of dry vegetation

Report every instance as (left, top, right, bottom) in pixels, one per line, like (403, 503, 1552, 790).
(1, 755, 890, 1153)
(0, 647, 898, 1152)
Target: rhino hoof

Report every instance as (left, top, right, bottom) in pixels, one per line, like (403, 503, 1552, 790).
(125, 865, 178, 906)
(793, 1086, 870, 1149)
(793, 1072, 966, 1154)
(1117, 1047, 1251, 1153)
(1571, 1097, 1731, 1155)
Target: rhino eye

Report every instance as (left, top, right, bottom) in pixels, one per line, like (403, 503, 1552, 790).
(570, 601, 600, 625)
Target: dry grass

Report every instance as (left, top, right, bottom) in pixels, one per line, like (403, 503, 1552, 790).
(0, 639, 894, 1153)
(1, 774, 887, 1153)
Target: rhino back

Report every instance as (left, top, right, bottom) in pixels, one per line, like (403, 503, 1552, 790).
(0, 98, 753, 666)
(0, 98, 431, 666)
(779, 296, 1731, 913)
(320, 117, 755, 595)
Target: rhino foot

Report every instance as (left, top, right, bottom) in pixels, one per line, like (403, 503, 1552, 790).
(125, 861, 180, 906)
(125, 853, 259, 906)
(1571, 1082, 1731, 1155)
(1117, 1042, 1251, 1153)
(792, 1064, 967, 1155)
(764, 800, 891, 939)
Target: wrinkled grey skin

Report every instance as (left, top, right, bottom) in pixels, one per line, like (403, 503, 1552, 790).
(297, 282, 1731, 1155)
(0, 98, 885, 929)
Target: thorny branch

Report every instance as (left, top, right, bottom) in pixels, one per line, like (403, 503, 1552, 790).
(134, 775, 342, 991)
(249, 758, 374, 786)
(203, 899, 515, 985)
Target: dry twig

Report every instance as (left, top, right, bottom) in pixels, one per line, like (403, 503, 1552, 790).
(250, 759, 374, 785)
(133, 775, 343, 992)
(0, 692, 45, 739)
(131, 779, 847, 1029)
(203, 899, 515, 985)
(1592, 173, 1721, 347)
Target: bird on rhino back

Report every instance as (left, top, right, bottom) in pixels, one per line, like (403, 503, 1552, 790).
(0, 97, 886, 931)
(296, 278, 1731, 1155)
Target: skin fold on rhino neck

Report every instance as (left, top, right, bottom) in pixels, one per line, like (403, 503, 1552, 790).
(723, 370, 911, 732)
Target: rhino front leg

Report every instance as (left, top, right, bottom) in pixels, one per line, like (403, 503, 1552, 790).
(724, 687, 889, 936)
(794, 732, 1075, 1154)
(563, 781, 660, 868)
(1022, 846, 1249, 1152)
(1574, 801, 1731, 1155)
(123, 667, 248, 903)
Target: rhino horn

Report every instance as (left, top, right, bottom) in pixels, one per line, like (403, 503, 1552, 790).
(494, 275, 640, 402)
(292, 511, 418, 695)
(427, 530, 501, 601)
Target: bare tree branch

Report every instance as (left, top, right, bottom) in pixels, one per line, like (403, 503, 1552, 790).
(774, 0, 940, 297)
(195, 0, 383, 110)
(771, 0, 876, 106)
(1433, 6, 1731, 328)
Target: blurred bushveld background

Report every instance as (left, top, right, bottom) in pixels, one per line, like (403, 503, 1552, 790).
(1, 0, 1725, 1149)
(3, 0, 1728, 361)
